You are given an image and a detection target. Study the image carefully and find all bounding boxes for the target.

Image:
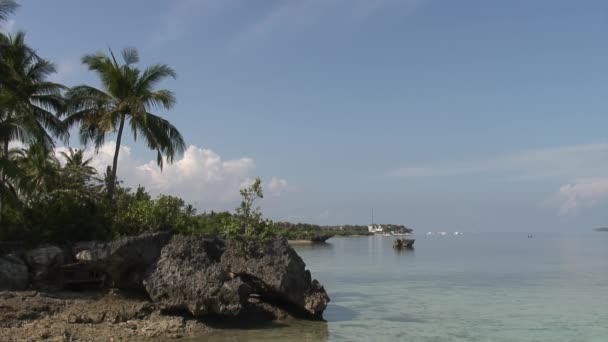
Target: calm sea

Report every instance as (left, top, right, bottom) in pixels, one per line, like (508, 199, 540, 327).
(200, 232, 608, 341)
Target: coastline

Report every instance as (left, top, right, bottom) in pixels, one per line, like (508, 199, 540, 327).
(0, 290, 211, 341)
(287, 240, 315, 244)
(0, 233, 330, 341)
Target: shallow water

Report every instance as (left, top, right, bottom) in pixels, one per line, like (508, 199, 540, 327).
(199, 232, 608, 341)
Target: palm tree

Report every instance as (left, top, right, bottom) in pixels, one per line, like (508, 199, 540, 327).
(0, 31, 65, 152)
(59, 147, 97, 189)
(12, 143, 60, 197)
(64, 48, 185, 199)
(0, 31, 64, 222)
(0, 0, 18, 23)
(60, 147, 94, 171)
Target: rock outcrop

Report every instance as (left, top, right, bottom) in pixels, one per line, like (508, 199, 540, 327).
(144, 236, 329, 318)
(24, 246, 67, 289)
(393, 238, 415, 250)
(73, 231, 172, 291)
(143, 237, 251, 316)
(222, 238, 329, 317)
(0, 254, 28, 291)
(0, 232, 329, 326)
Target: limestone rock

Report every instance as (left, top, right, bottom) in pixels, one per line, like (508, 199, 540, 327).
(0, 254, 28, 291)
(72, 231, 172, 291)
(143, 236, 251, 317)
(221, 237, 329, 317)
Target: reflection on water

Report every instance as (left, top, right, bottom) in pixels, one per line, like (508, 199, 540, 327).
(195, 320, 329, 342)
(323, 303, 358, 322)
(291, 242, 334, 252)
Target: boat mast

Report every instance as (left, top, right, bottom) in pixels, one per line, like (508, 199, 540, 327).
(372, 208, 374, 227)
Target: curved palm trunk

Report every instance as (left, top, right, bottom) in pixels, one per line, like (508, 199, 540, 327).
(0, 139, 8, 226)
(107, 114, 126, 199)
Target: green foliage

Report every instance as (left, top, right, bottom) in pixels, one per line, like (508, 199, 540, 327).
(11, 189, 111, 245)
(223, 177, 276, 242)
(113, 193, 191, 236)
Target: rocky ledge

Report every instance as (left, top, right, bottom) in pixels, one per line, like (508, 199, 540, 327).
(0, 233, 330, 341)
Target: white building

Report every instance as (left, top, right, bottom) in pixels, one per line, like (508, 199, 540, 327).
(368, 224, 383, 233)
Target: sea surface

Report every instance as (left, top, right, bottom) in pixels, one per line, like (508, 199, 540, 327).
(199, 232, 608, 341)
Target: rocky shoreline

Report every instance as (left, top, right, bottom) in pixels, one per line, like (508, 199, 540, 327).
(0, 233, 330, 341)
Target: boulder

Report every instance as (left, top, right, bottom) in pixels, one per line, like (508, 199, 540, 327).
(0, 254, 28, 291)
(143, 236, 251, 316)
(24, 246, 67, 289)
(144, 236, 330, 319)
(73, 231, 172, 291)
(392, 239, 403, 249)
(393, 238, 415, 250)
(221, 237, 329, 317)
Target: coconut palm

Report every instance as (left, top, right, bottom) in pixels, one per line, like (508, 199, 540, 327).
(0, 31, 65, 152)
(12, 143, 60, 197)
(0, 31, 64, 222)
(60, 147, 94, 171)
(0, 0, 18, 23)
(64, 47, 185, 199)
(59, 147, 98, 189)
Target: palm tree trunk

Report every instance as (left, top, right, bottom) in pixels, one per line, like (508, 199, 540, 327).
(0, 139, 8, 226)
(108, 114, 126, 199)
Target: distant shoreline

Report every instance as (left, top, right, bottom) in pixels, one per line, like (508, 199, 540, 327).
(594, 228, 608, 232)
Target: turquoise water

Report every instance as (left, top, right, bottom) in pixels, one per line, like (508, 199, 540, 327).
(202, 232, 608, 341)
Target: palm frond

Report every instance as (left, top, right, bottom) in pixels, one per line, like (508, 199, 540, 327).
(120, 47, 139, 66)
(0, 0, 18, 23)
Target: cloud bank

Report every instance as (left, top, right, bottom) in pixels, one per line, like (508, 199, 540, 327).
(551, 178, 608, 216)
(57, 143, 288, 208)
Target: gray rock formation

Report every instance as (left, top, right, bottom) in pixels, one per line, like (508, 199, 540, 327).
(1, 232, 329, 320)
(144, 236, 329, 318)
(24, 246, 66, 289)
(72, 231, 172, 291)
(0, 254, 28, 291)
(221, 238, 329, 317)
(393, 238, 415, 250)
(143, 236, 251, 316)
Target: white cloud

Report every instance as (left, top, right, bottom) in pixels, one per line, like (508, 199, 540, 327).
(56, 143, 288, 208)
(267, 177, 289, 197)
(551, 178, 608, 216)
(0, 19, 15, 33)
(135, 145, 256, 203)
(391, 142, 608, 180)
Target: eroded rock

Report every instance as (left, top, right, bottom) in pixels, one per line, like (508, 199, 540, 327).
(73, 231, 172, 291)
(0, 254, 28, 291)
(24, 246, 66, 289)
(221, 238, 329, 317)
(143, 236, 251, 317)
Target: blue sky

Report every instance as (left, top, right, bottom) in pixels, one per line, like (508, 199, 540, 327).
(4, 0, 608, 231)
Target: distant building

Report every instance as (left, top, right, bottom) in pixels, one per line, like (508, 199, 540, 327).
(367, 224, 383, 233)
